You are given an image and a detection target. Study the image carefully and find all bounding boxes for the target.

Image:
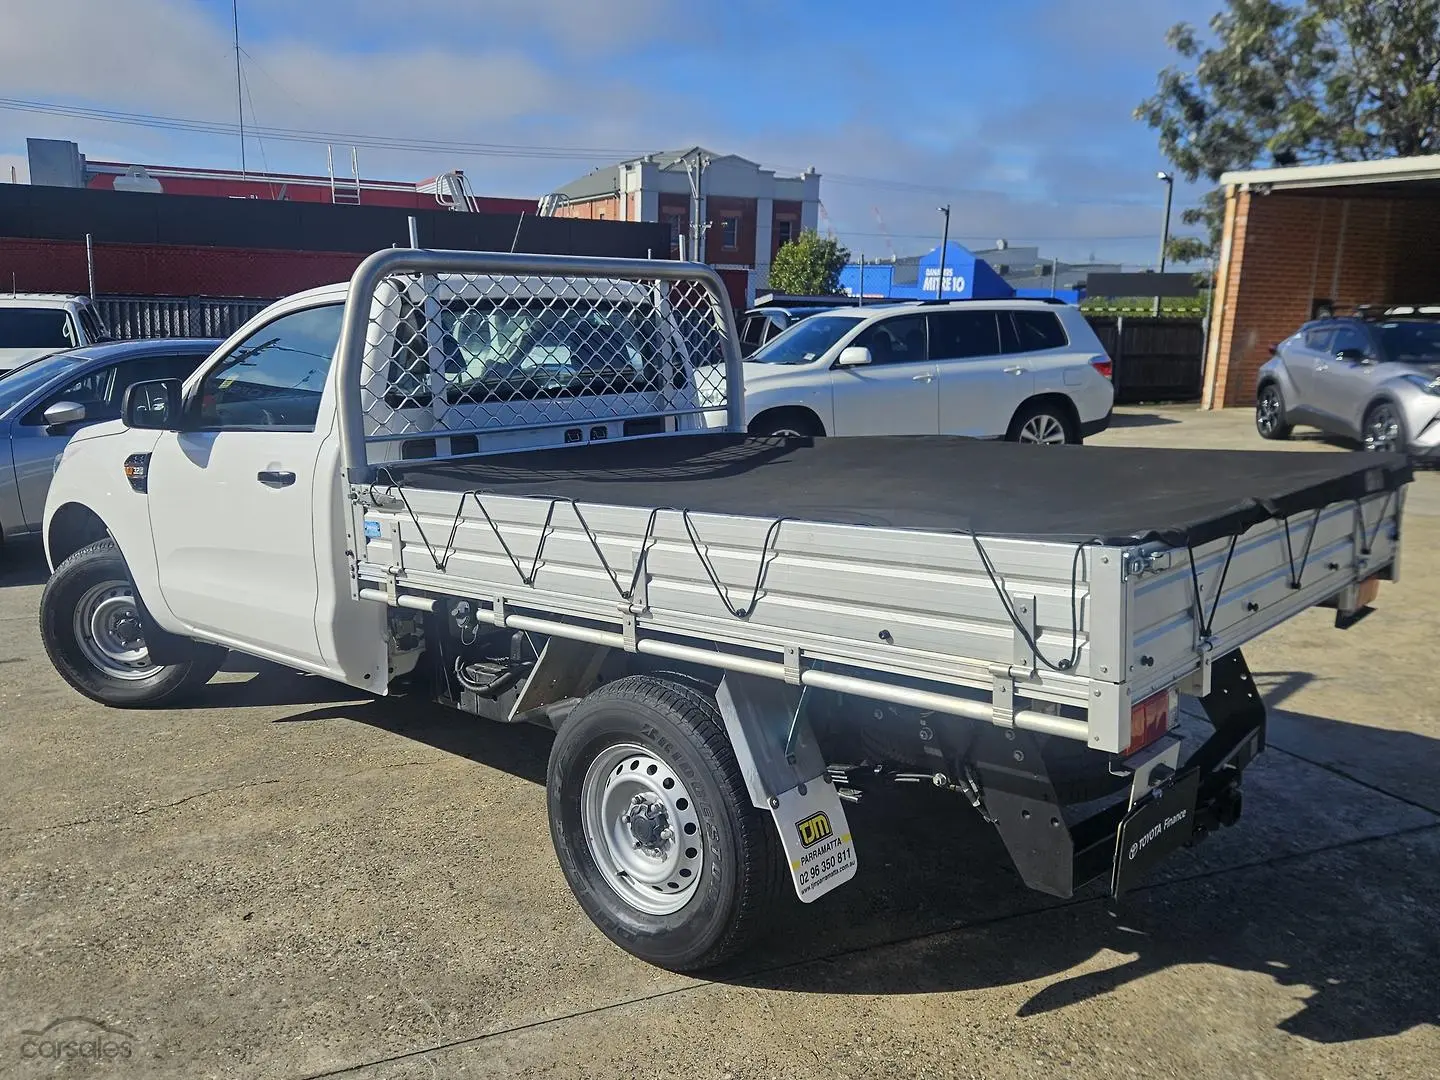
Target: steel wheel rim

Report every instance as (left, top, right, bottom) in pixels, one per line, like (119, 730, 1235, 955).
(580, 742, 705, 915)
(1257, 388, 1281, 434)
(1363, 405, 1401, 452)
(1019, 414, 1066, 444)
(72, 580, 160, 680)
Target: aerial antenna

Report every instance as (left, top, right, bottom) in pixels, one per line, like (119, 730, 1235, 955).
(232, 0, 246, 177)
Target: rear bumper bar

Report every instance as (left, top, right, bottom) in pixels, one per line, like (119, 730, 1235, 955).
(977, 649, 1266, 898)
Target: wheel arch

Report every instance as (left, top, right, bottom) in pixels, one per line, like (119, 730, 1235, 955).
(1008, 393, 1080, 440)
(747, 405, 827, 437)
(46, 502, 111, 570)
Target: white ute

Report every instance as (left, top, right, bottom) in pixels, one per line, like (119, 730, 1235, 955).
(40, 250, 1409, 971)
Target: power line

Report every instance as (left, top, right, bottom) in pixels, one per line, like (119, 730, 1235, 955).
(0, 97, 649, 162)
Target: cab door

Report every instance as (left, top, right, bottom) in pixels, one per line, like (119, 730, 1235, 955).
(929, 310, 1035, 437)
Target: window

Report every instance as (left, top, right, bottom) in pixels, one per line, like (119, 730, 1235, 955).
(775, 219, 795, 247)
(435, 299, 661, 405)
(1329, 324, 1371, 357)
(740, 316, 768, 351)
(854, 315, 928, 365)
(721, 216, 739, 251)
(196, 304, 344, 430)
(1007, 311, 1069, 353)
(21, 352, 208, 429)
(0, 308, 76, 350)
(665, 212, 685, 252)
(1303, 326, 1335, 352)
(78, 306, 111, 342)
(1378, 320, 1440, 362)
(751, 314, 863, 366)
(928, 311, 1000, 361)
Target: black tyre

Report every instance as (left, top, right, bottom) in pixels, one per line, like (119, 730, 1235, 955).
(1361, 399, 1408, 454)
(1255, 382, 1292, 440)
(750, 409, 823, 437)
(40, 539, 227, 707)
(1006, 399, 1078, 445)
(546, 675, 785, 971)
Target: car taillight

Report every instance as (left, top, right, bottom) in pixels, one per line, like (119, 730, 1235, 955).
(1125, 687, 1178, 756)
(1091, 356, 1113, 380)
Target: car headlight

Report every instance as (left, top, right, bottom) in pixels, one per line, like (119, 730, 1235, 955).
(1400, 373, 1440, 396)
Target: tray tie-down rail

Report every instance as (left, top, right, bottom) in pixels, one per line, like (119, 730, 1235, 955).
(366, 470, 1094, 672)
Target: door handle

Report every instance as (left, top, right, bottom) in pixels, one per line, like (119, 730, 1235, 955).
(911, 373, 933, 382)
(1002, 365, 1025, 375)
(257, 470, 296, 488)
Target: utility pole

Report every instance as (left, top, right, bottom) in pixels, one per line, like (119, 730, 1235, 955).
(684, 150, 711, 264)
(1154, 171, 1174, 316)
(232, 0, 246, 177)
(936, 204, 951, 299)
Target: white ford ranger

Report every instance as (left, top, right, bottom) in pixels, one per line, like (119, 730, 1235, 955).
(38, 250, 1408, 972)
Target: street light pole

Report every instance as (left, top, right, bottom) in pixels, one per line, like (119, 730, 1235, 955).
(1154, 171, 1174, 316)
(936, 204, 951, 299)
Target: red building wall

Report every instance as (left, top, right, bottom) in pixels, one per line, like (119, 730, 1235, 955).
(0, 237, 365, 298)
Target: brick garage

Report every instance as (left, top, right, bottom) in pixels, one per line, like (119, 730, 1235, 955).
(1204, 156, 1440, 408)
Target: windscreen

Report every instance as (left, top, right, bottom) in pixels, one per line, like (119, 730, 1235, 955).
(750, 314, 863, 365)
(1378, 320, 1440, 362)
(0, 351, 82, 416)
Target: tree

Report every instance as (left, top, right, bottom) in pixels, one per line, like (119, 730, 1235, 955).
(767, 230, 851, 295)
(1136, 0, 1440, 258)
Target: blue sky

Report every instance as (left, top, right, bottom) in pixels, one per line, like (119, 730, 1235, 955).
(0, 0, 1221, 266)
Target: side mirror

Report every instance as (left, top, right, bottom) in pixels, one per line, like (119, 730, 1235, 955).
(836, 345, 873, 367)
(43, 400, 87, 429)
(121, 378, 183, 430)
(1336, 347, 1371, 365)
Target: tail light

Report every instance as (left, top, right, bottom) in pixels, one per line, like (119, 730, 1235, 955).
(1091, 355, 1113, 380)
(1267, 344, 1279, 357)
(1125, 687, 1178, 756)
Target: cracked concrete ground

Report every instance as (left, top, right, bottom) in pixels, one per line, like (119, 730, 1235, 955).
(2, 405, 1438, 1079)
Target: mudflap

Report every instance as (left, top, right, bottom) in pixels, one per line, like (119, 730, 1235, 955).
(975, 649, 1266, 898)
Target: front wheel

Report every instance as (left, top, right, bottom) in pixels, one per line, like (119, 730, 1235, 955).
(546, 676, 784, 971)
(1361, 400, 1407, 454)
(40, 539, 227, 707)
(1255, 383, 1292, 440)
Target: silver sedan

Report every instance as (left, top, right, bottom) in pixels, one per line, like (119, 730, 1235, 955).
(0, 338, 218, 551)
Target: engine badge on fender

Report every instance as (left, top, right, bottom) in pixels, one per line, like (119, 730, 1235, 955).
(771, 779, 857, 903)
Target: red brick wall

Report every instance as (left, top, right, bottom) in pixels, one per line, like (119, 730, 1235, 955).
(704, 195, 756, 265)
(772, 199, 802, 260)
(556, 195, 620, 221)
(0, 237, 364, 297)
(1209, 190, 1440, 407)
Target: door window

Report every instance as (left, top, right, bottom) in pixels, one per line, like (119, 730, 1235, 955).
(1302, 326, 1335, 352)
(20, 353, 211, 429)
(1329, 324, 1371, 357)
(740, 316, 767, 352)
(928, 311, 1000, 360)
(853, 315, 928, 365)
(195, 304, 344, 430)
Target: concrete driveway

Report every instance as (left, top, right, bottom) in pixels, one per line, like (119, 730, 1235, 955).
(2, 406, 1437, 1079)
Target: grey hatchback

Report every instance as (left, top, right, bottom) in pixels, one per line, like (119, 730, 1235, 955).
(1255, 310, 1440, 456)
(0, 338, 219, 549)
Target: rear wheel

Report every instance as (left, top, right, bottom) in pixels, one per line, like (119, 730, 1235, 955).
(1007, 400, 1078, 445)
(546, 676, 784, 971)
(40, 539, 226, 707)
(1255, 383, 1292, 440)
(1361, 400, 1407, 454)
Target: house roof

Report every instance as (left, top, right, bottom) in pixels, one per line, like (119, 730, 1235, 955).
(556, 147, 770, 200)
(1220, 154, 1440, 191)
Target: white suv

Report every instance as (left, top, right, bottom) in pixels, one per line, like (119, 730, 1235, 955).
(711, 299, 1114, 443)
(0, 294, 111, 373)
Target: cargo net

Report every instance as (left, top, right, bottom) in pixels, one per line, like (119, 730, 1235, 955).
(356, 270, 731, 461)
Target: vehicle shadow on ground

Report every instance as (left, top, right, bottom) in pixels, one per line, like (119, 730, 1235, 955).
(1106, 410, 1185, 428)
(0, 544, 50, 588)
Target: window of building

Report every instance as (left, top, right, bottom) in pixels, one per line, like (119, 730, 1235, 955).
(665, 212, 685, 252)
(775, 219, 795, 247)
(721, 216, 739, 251)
